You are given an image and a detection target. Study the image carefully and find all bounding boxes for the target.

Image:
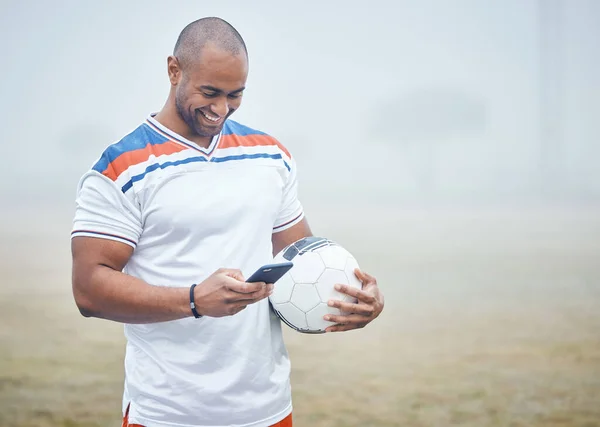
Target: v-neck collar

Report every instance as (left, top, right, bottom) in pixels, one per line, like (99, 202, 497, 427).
(146, 113, 221, 157)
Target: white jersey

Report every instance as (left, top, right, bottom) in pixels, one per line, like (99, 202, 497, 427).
(71, 114, 304, 427)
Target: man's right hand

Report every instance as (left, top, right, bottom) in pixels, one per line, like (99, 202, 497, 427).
(193, 268, 273, 317)
(72, 236, 271, 323)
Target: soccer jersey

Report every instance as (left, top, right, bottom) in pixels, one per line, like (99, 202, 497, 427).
(71, 114, 304, 427)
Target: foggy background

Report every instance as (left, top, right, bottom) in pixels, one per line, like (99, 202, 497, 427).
(1, 0, 598, 209)
(1, 1, 600, 426)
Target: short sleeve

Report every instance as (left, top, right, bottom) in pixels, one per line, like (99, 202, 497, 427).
(273, 156, 304, 233)
(71, 171, 143, 248)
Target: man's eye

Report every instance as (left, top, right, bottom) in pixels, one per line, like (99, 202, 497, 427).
(228, 93, 243, 99)
(202, 92, 218, 98)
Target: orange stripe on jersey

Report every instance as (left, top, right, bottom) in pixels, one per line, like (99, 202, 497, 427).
(103, 141, 187, 181)
(270, 413, 293, 426)
(219, 134, 291, 158)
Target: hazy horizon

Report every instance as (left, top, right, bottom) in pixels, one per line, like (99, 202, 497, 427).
(1, 0, 599, 209)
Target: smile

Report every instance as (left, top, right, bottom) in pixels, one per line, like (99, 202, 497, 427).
(199, 110, 223, 124)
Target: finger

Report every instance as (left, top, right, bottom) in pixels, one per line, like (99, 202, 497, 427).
(354, 268, 377, 286)
(219, 268, 245, 282)
(334, 284, 376, 304)
(327, 299, 374, 317)
(325, 322, 367, 333)
(226, 278, 267, 294)
(323, 313, 369, 325)
(230, 283, 274, 302)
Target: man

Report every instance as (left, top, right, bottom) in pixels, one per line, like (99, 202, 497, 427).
(71, 17, 384, 427)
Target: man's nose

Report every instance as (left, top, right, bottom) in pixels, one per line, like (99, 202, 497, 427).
(210, 97, 229, 117)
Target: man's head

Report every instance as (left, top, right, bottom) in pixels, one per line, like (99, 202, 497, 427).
(167, 17, 248, 139)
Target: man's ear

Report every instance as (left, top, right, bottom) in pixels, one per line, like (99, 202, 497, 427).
(167, 55, 182, 86)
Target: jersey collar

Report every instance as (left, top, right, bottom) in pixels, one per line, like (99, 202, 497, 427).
(146, 113, 221, 157)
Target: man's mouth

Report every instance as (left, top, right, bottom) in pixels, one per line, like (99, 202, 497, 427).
(198, 110, 223, 125)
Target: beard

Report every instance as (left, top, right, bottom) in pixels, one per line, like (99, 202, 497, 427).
(175, 91, 223, 139)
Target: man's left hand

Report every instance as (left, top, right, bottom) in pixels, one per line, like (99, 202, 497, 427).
(323, 269, 384, 332)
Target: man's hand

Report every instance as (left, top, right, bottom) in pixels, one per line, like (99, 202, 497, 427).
(193, 268, 273, 317)
(323, 269, 384, 332)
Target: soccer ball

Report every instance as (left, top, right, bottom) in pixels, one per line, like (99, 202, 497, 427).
(269, 236, 362, 333)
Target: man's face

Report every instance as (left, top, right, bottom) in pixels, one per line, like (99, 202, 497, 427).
(173, 44, 248, 138)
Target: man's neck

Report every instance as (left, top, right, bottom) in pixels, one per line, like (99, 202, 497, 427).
(153, 105, 212, 149)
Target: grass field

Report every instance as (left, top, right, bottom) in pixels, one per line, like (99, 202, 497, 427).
(1, 203, 599, 427)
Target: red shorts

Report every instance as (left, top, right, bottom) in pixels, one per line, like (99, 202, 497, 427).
(122, 404, 293, 427)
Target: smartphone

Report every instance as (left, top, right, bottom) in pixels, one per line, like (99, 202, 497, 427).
(246, 261, 294, 284)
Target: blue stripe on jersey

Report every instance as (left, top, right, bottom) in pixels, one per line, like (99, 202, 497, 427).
(222, 120, 268, 136)
(121, 155, 209, 192)
(120, 153, 290, 193)
(93, 126, 170, 174)
(211, 153, 290, 171)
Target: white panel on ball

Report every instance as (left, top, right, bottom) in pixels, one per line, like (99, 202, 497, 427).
(288, 252, 325, 284)
(306, 303, 338, 331)
(269, 273, 295, 304)
(316, 245, 348, 270)
(290, 284, 322, 312)
(272, 302, 308, 330)
(315, 269, 349, 303)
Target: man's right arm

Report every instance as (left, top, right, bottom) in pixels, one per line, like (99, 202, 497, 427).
(71, 236, 272, 324)
(72, 236, 193, 323)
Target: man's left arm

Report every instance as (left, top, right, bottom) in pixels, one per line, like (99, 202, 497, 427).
(271, 217, 313, 256)
(271, 218, 385, 332)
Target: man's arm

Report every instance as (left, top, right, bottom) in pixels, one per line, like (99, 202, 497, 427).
(271, 218, 313, 256)
(72, 237, 272, 324)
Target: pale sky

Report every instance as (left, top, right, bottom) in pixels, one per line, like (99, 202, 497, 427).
(1, 0, 598, 204)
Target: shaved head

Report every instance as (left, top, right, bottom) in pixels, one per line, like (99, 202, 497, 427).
(173, 17, 247, 69)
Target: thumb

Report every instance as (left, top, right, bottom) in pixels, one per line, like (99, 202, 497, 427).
(221, 268, 245, 282)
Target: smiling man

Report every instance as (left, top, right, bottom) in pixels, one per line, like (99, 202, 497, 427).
(157, 21, 247, 142)
(71, 17, 384, 427)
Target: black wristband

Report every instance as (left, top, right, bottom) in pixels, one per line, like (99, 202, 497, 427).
(189, 284, 202, 318)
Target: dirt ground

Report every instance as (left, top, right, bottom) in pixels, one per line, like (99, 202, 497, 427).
(1, 203, 599, 427)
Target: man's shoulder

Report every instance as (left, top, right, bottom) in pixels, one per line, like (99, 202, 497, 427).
(221, 120, 292, 160)
(90, 121, 178, 184)
(222, 119, 269, 137)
